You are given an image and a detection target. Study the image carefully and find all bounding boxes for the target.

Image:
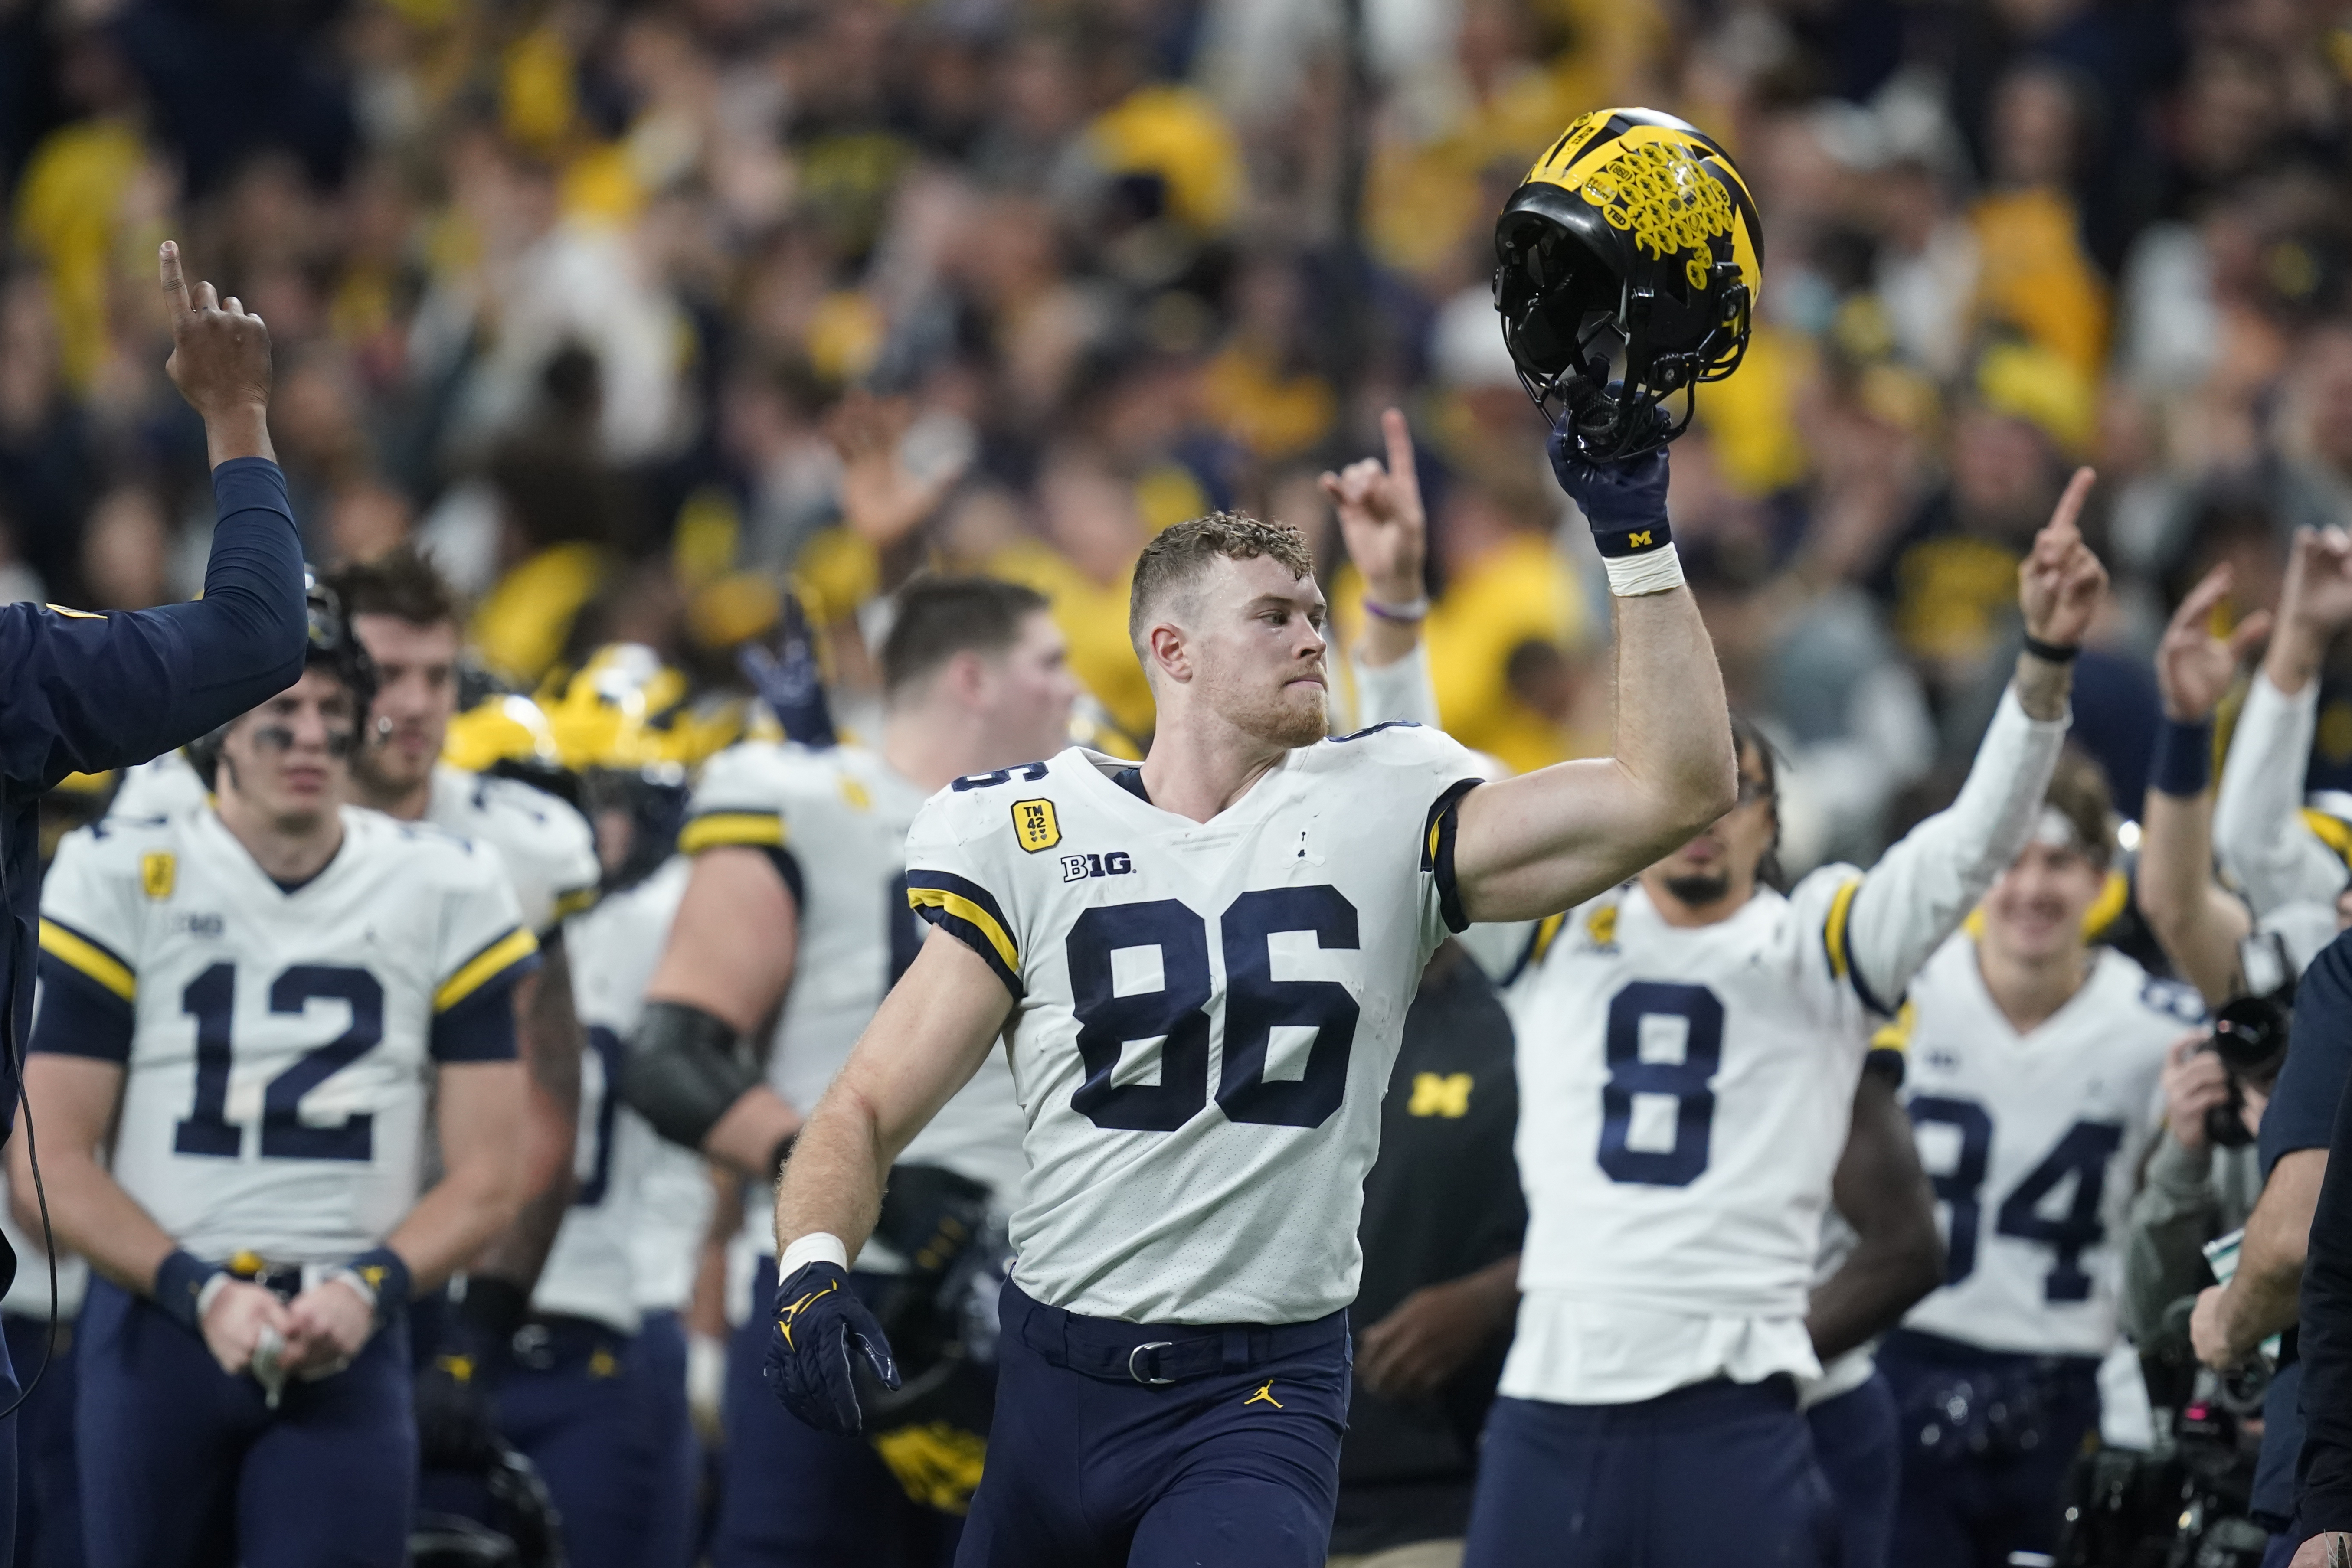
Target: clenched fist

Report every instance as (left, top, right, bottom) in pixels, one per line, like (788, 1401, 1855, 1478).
(160, 240, 275, 467)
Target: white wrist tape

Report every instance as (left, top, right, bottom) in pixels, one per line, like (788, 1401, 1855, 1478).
(195, 1271, 231, 1321)
(778, 1232, 850, 1280)
(1603, 541, 1685, 597)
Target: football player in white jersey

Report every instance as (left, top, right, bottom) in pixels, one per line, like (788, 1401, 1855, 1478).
(1880, 750, 2197, 1568)
(491, 709, 702, 1568)
(1460, 475, 2100, 1568)
(625, 576, 1077, 1566)
(8, 598, 537, 1568)
(317, 548, 602, 1467)
(760, 408, 1739, 1566)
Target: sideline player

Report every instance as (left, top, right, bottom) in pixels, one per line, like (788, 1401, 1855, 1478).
(108, 548, 599, 1408)
(321, 549, 599, 1454)
(494, 650, 716, 1568)
(10, 598, 537, 1568)
(1881, 751, 2194, 1568)
(1460, 475, 2099, 1568)
(762, 428, 1738, 1565)
(626, 578, 1078, 1566)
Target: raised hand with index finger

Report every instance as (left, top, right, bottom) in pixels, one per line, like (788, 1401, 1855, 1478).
(2018, 466, 2107, 652)
(1319, 407, 1428, 612)
(159, 239, 274, 467)
(2156, 563, 2272, 725)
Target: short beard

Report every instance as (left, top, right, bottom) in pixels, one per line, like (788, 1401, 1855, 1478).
(1208, 668, 1329, 750)
(1663, 871, 1732, 908)
(349, 736, 421, 804)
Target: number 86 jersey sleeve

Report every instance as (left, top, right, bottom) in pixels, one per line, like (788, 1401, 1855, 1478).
(904, 728, 1486, 1327)
(32, 806, 535, 1264)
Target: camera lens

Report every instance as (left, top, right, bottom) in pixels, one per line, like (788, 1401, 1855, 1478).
(2210, 994, 2288, 1074)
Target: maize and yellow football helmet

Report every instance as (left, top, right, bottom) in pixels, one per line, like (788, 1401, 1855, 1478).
(1493, 108, 1764, 460)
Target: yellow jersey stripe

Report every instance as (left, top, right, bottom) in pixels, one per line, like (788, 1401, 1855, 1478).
(678, 812, 787, 856)
(2304, 808, 2352, 865)
(906, 886, 1018, 973)
(1822, 877, 1863, 980)
(550, 885, 601, 923)
(1529, 911, 1567, 967)
(434, 927, 540, 1013)
(38, 919, 134, 1001)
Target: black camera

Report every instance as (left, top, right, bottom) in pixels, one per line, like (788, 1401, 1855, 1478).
(2203, 934, 2297, 1149)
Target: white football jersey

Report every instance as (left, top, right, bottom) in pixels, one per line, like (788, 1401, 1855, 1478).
(1896, 936, 2190, 1357)
(110, 754, 597, 937)
(1498, 874, 1879, 1401)
(532, 858, 692, 1333)
(36, 806, 534, 1263)
(681, 742, 1029, 1234)
(423, 765, 599, 937)
(903, 726, 1486, 1325)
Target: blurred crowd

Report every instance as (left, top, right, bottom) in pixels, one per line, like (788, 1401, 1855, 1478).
(4, 0, 2352, 865)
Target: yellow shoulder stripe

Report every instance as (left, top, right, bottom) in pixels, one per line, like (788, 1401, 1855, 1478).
(38, 919, 134, 1001)
(1823, 877, 1863, 980)
(678, 812, 786, 856)
(1528, 911, 1568, 967)
(2303, 808, 2352, 866)
(906, 885, 1018, 973)
(44, 604, 104, 621)
(435, 927, 540, 1013)
(1871, 999, 1915, 1055)
(550, 886, 600, 922)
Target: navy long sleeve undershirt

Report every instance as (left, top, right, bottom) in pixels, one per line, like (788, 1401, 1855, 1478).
(0, 456, 308, 1152)
(2296, 1007, 2352, 1535)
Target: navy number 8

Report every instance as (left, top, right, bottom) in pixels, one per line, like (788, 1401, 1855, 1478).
(1596, 981, 1724, 1187)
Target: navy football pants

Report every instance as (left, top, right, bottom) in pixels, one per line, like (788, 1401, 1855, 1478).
(713, 1259, 961, 1568)
(496, 1314, 698, 1568)
(1877, 1329, 2101, 1568)
(1462, 1379, 1838, 1568)
(632, 1310, 702, 1568)
(1807, 1371, 1900, 1568)
(3, 1314, 75, 1568)
(955, 1281, 1349, 1568)
(75, 1276, 414, 1568)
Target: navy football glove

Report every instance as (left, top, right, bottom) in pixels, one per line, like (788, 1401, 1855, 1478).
(1547, 425, 1672, 561)
(764, 1261, 900, 1434)
(738, 592, 837, 748)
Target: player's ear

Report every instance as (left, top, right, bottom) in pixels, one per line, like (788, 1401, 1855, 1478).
(1145, 621, 1191, 684)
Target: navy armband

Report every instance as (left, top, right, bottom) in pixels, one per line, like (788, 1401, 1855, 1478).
(335, 1247, 413, 1325)
(2149, 715, 2214, 799)
(153, 1249, 220, 1334)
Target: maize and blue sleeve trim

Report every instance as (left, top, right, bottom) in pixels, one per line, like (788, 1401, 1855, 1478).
(906, 872, 1021, 998)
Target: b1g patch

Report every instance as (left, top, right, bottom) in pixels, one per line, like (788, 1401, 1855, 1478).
(140, 851, 176, 901)
(1011, 798, 1060, 853)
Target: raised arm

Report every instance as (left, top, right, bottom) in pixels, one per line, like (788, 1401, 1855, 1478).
(2138, 565, 2269, 1004)
(1838, 470, 2101, 1003)
(2213, 527, 2352, 914)
(1452, 442, 1735, 922)
(1323, 408, 1441, 731)
(0, 242, 306, 792)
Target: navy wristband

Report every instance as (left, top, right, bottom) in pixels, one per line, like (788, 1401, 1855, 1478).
(2149, 715, 2215, 798)
(341, 1247, 413, 1324)
(152, 1248, 219, 1334)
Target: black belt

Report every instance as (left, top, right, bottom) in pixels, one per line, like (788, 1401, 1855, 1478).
(1009, 1281, 1346, 1386)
